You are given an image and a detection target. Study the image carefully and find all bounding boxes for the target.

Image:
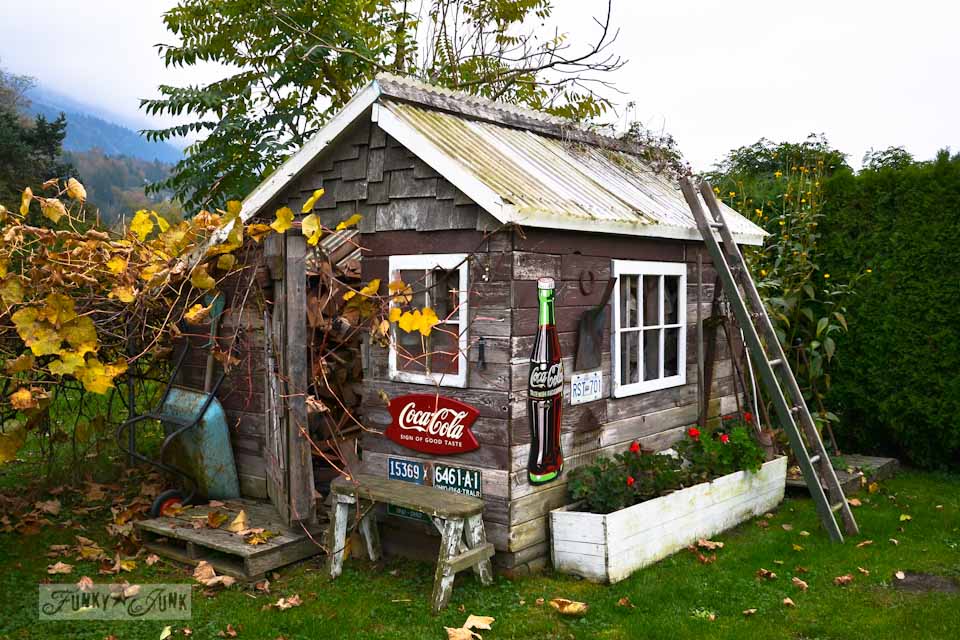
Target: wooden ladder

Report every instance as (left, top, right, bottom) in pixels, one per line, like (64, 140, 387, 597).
(680, 177, 858, 542)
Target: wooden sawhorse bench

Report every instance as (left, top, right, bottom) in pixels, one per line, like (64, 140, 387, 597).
(328, 473, 494, 613)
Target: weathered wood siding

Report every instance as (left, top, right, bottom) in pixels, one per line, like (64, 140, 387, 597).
(178, 242, 271, 500)
(497, 229, 739, 573)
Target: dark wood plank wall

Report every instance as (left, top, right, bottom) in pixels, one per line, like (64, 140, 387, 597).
(178, 242, 271, 500)
(499, 230, 740, 572)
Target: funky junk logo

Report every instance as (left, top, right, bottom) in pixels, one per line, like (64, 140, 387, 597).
(38, 584, 191, 620)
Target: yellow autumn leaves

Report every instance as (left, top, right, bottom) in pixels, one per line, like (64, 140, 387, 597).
(265, 191, 362, 247)
(8, 293, 127, 397)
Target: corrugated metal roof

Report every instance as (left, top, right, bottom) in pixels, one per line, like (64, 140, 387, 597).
(380, 99, 765, 243)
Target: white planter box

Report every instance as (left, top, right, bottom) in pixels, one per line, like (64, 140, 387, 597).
(550, 456, 787, 583)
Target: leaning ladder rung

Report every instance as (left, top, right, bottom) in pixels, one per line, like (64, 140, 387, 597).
(768, 358, 783, 366)
(709, 222, 724, 229)
(831, 502, 846, 513)
(790, 406, 801, 414)
(808, 454, 821, 465)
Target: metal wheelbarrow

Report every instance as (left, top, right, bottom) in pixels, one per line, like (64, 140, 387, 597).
(117, 297, 240, 516)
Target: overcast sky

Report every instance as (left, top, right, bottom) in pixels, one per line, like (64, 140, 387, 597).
(0, 0, 955, 170)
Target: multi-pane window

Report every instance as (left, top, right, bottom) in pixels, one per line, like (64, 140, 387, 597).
(611, 260, 686, 397)
(388, 254, 469, 388)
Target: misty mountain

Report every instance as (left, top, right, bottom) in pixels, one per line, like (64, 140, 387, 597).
(25, 85, 183, 164)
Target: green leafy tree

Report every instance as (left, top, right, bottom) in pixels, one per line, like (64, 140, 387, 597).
(0, 66, 74, 207)
(143, 0, 623, 209)
(708, 136, 865, 441)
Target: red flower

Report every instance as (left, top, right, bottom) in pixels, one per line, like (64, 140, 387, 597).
(744, 411, 753, 424)
(687, 427, 701, 440)
(626, 476, 635, 487)
(629, 440, 640, 454)
(720, 433, 730, 444)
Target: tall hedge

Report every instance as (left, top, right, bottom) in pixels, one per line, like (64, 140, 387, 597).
(820, 151, 960, 468)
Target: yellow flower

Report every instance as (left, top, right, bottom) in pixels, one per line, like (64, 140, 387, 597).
(774, 171, 783, 179)
(760, 269, 767, 277)
(779, 220, 785, 226)
(713, 186, 720, 195)
(801, 198, 806, 204)
(866, 268, 873, 273)
(728, 191, 736, 198)
(823, 273, 830, 279)
(754, 208, 762, 215)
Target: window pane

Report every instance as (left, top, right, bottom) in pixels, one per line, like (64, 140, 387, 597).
(430, 326, 460, 374)
(643, 275, 660, 326)
(400, 269, 427, 308)
(396, 329, 427, 374)
(664, 276, 680, 325)
(620, 275, 639, 328)
(664, 327, 680, 377)
(621, 330, 639, 385)
(643, 328, 660, 381)
(430, 267, 459, 321)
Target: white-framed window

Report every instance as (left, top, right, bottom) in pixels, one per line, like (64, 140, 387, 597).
(611, 260, 687, 397)
(388, 253, 469, 388)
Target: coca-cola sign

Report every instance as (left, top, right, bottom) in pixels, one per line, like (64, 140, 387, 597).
(384, 394, 480, 455)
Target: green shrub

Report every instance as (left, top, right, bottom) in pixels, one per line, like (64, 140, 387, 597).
(567, 418, 766, 514)
(819, 150, 960, 468)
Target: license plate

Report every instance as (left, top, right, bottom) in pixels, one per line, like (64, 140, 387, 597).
(386, 457, 430, 522)
(571, 370, 602, 405)
(433, 464, 482, 499)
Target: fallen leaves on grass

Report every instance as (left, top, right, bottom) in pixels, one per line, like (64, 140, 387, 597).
(899, 513, 912, 522)
(160, 626, 173, 640)
(756, 568, 777, 580)
(697, 539, 724, 550)
(266, 594, 302, 610)
(193, 561, 236, 588)
(217, 623, 239, 637)
(858, 567, 870, 575)
(146, 554, 160, 566)
(781, 523, 794, 531)
(76, 576, 94, 591)
(856, 540, 873, 548)
(792, 544, 805, 552)
(889, 538, 900, 546)
(834, 574, 854, 586)
(255, 579, 270, 593)
(549, 598, 588, 616)
(782, 597, 796, 608)
(743, 608, 758, 617)
(616, 596, 634, 608)
(35, 499, 61, 516)
(895, 570, 906, 580)
(445, 614, 495, 639)
(48, 561, 73, 574)
(792, 577, 809, 591)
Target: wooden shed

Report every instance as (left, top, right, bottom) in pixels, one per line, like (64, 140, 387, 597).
(215, 73, 767, 574)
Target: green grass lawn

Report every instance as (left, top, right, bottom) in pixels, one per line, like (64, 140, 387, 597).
(1, 468, 958, 640)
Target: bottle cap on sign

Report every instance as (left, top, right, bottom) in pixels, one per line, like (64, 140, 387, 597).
(537, 277, 555, 290)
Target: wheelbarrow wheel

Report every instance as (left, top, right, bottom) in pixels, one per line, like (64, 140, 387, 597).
(150, 489, 186, 517)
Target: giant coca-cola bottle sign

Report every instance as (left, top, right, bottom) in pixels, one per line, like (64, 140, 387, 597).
(527, 277, 564, 484)
(385, 394, 480, 455)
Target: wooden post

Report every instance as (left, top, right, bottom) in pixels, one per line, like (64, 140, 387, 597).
(284, 233, 315, 525)
(263, 234, 289, 523)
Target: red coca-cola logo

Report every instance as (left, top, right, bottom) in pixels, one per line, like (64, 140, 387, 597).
(384, 394, 480, 455)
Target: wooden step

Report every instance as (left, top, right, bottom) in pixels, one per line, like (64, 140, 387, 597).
(136, 498, 326, 581)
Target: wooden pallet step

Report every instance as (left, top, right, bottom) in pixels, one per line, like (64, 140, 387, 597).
(136, 498, 326, 581)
